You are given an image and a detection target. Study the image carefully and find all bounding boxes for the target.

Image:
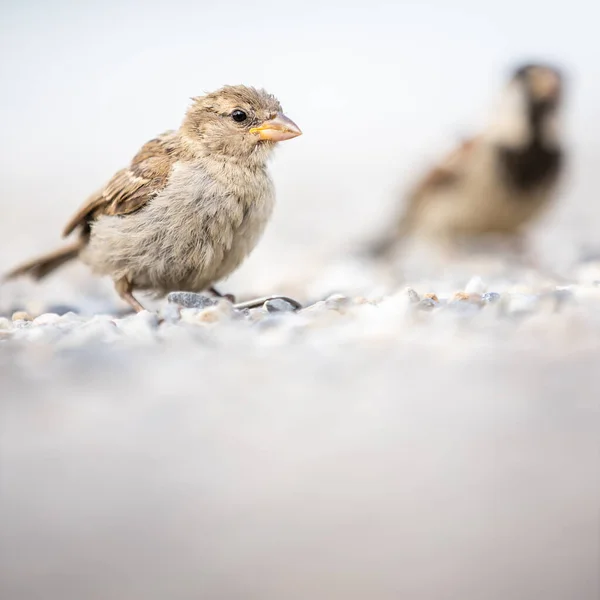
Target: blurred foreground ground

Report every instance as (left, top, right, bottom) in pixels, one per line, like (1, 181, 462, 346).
(1, 259, 600, 600)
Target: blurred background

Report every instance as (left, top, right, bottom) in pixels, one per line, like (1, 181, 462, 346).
(2, 0, 600, 302)
(1, 2, 599, 600)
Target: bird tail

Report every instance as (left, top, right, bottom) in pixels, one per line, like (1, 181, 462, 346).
(4, 240, 84, 281)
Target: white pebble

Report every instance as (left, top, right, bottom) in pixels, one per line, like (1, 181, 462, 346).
(0, 317, 11, 330)
(180, 302, 233, 325)
(464, 276, 487, 295)
(404, 287, 421, 303)
(12, 311, 32, 322)
(33, 313, 61, 326)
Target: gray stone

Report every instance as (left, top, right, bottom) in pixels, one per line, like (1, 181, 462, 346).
(265, 298, 299, 313)
(167, 292, 219, 309)
(482, 292, 501, 304)
(418, 298, 438, 310)
(405, 288, 421, 303)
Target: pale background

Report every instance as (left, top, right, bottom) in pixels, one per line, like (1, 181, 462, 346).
(2, 0, 600, 298)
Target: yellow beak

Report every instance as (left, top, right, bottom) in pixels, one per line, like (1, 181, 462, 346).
(250, 113, 302, 142)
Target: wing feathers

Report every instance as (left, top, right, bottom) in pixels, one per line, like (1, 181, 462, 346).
(62, 131, 178, 238)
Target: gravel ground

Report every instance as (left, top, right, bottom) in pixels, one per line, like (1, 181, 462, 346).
(1, 255, 599, 600)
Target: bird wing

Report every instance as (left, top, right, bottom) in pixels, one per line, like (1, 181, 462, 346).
(362, 137, 480, 259)
(396, 136, 479, 232)
(410, 137, 478, 203)
(62, 131, 179, 238)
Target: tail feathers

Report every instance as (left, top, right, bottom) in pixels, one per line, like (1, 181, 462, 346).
(4, 240, 83, 281)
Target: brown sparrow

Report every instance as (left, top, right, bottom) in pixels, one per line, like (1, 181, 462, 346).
(5, 85, 302, 312)
(367, 64, 564, 259)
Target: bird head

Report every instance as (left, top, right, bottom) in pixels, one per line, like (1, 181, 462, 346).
(489, 63, 564, 148)
(181, 85, 302, 164)
(512, 64, 563, 111)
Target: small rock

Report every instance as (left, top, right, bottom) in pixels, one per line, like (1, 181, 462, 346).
(264, 298, 298, 313)
(405, 288, 421, 303)
(167, 292, 219, 309)
(465, 276, 487, 295)
(482, 292, 501, 304)
(180, 301, 233, 325)
(12, 311, 32, 322)
(452, 292, 483, 305)
(33, 313, 61, 326)
(325, 294, 350, 311)
(0, 317, 11, 330)
(424, 293, 439, 302)
(453, 292, 470, 302)
(418, 297, 438, 310)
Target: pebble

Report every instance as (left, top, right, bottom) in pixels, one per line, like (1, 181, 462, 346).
(180, 302, 233, 325)
(451, 292, 483, 306)
(264, 298, 298, 313)
(418, 297, 438, 310)
(167, 292, 219, 309)
(0, 317, 11, 330)
(464, 276, 487, 295)
(482, 292, 501, 304)
(405, 288, 421, 303)
(12, 311, 32, 322)
(33, 313, 61, 326)
(324, 294, 351, 311)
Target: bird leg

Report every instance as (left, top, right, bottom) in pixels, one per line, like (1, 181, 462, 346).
(115, 277, 147, 313)
(209, 287, 236, 303)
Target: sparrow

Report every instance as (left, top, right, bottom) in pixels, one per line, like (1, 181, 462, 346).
(367, 63, 564, 259)
(5, 85, 302, 312)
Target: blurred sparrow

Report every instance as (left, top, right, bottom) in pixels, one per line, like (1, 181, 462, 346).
(367, 64, 564, 258)
(6, 85, 302, 312)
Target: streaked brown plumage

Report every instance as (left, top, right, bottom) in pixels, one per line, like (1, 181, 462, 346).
(6, 85, 302, 312)
(367, 64, 564, 259)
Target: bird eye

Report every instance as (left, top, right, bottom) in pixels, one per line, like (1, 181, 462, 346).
(231, 110, 247, 123)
